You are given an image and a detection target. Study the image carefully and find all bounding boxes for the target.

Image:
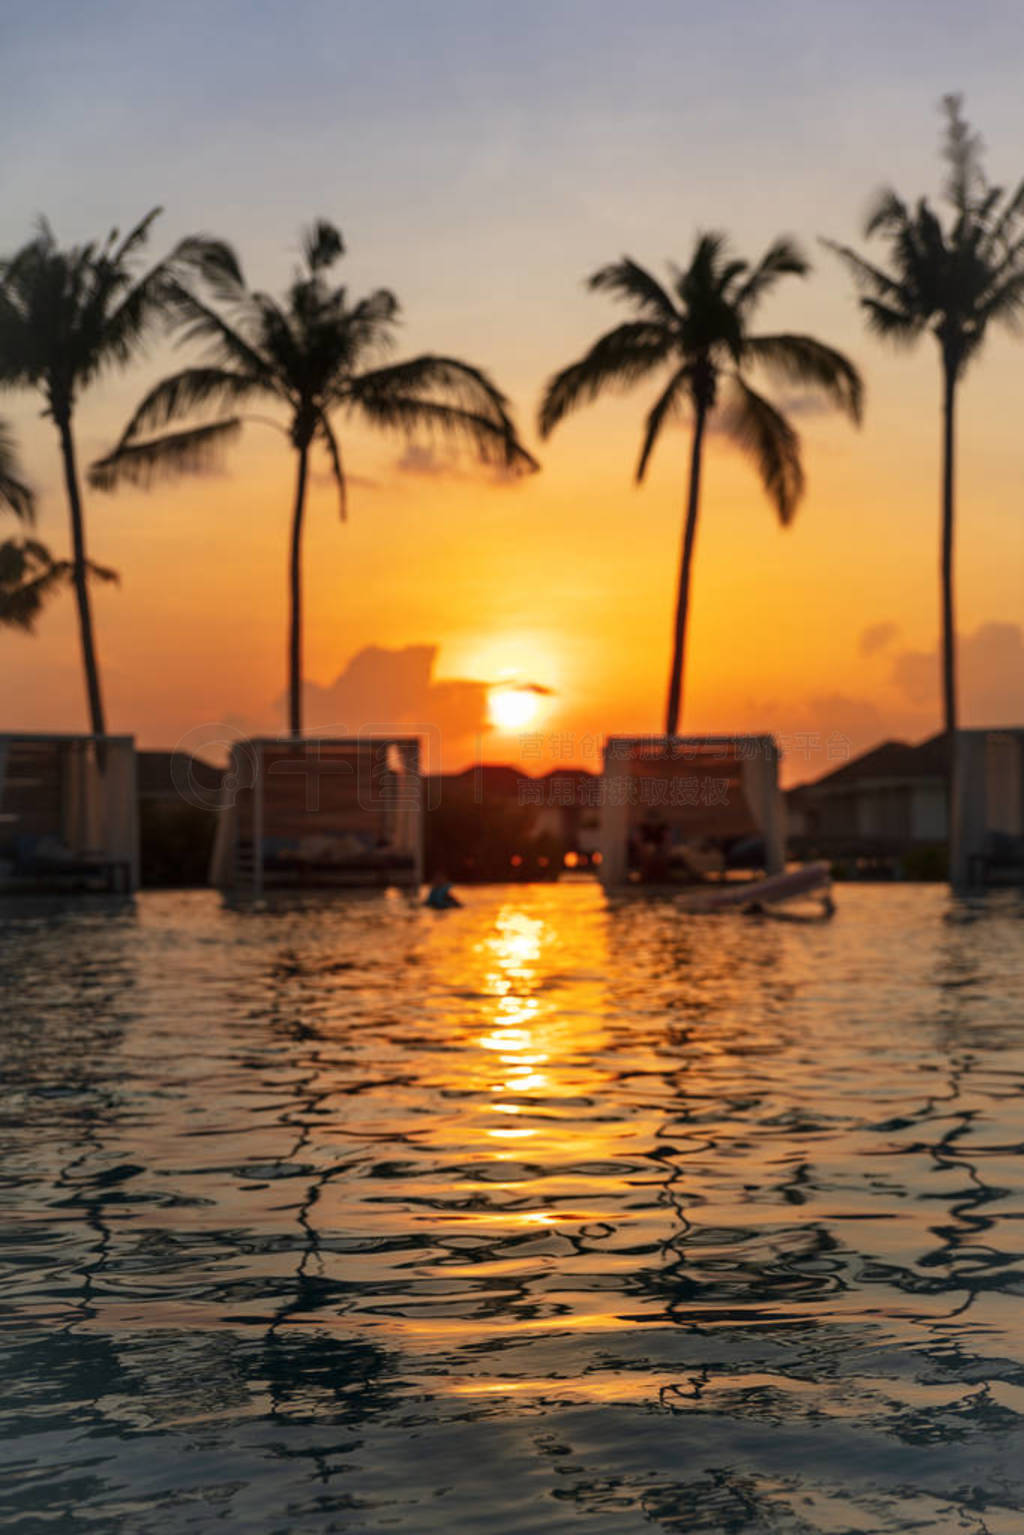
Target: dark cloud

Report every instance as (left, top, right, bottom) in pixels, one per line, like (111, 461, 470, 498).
(494, 680, 555, 697)
(859, 620, 901, 657)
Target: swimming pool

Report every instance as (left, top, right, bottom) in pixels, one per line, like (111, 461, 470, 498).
(2, 884, 1022, 1532)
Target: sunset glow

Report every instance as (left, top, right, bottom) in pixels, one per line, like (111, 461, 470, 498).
(1, 4, 1021, 782)
(488, 684, 545, 732)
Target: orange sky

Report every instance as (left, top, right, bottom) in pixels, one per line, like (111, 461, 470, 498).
(3, 3, 1023, 783)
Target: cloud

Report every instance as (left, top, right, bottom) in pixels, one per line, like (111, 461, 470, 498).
(494, 680, 556, 697)
(394, 442, 522, 485)
(773, 392, 835, 419)
(859, 620, 901, 657)
(705, 391, 838, 441)
(774, 622, 1024, 784)
(291, 644, 492, 769)
(395, 443, 449, 477)
(309, 466, 378, 491)
(768, 692, 893, 780)
(890, 622, 1024, 722)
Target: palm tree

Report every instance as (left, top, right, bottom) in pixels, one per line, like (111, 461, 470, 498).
(89, 219, 537, 738)
(539, 233, 862, 736)
(824, 97, 1024, 800)
(0, 212, 232, 735)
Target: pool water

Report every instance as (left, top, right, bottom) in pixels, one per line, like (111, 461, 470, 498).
(2, 883, 1023, 1533)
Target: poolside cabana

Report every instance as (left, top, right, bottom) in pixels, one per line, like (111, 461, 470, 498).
(951, 728, 1024, 890)
(210, 736, 424, 894)
(0, 734, 138, 893)
(598, 734, 785, 888)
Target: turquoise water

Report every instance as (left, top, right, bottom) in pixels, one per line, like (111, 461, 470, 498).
(2, 883, 1023, 1533)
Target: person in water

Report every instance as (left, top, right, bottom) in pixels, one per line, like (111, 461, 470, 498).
(425, 871, 462, 910)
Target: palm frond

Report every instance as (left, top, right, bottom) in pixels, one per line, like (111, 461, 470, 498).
(986, 177, 1024, 253)
(683, 230, 732, 281)
(251, 292, 301, 377)
(318, 414, 348, 520)
(742, 334, 863, 423)
(169, 235, 246, 302)
(734, 236, 809, 309)
(538, 322, 673, 437)
(347, 289, 400, 329)
(860, 297, 925, 346)
(81, 557, 119, 583)
(84, 271, 168, 382)
(0, 537, 65, 631)
(864, 188, 912, 238)
(347, 354, 516, 432)
(718, 376, 804, 525)
(0, 538, 117, 632)
(162, 281, 275, 381)
(819, 238, 907, 301)
(974, 269, 1024, 333)
(350, 394, 538, 474)
(88, 419, 242, 491)
(0, 418, 34, 521)
(977, 226, 1024, 296)
(71, 211, 183, 385)
(302, 220, 344, 273)
(635, 364, 691, 481)
(109, 208, 162, 266)
(340, 288, 400, 371)
(588, 258, 679, 323)
(101, 366, 266, 442)
(941, 94, 985, 215)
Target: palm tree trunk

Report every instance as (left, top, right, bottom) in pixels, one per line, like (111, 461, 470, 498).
(288, 443, 310, 739)
(941, 362, 958, 817)
(664, 401, 707, 737)
(56, 414, 106, 739)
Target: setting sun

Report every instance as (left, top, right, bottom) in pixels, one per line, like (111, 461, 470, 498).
(488, 685, 544, 731)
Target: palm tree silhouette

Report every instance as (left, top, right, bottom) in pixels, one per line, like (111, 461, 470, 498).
(824, 96, 1024, 797)
(0, 212, 229, 735)
(539, 233, 862, 736)
(90, 220, 537, 738)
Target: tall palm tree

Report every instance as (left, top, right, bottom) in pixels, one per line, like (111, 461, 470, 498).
(89, 219, 537, 738)
(539, 233, 862, 736)
(824, 97, 1024, 799)
(0, 212, 232, 735)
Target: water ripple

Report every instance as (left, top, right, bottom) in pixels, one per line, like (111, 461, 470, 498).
(1, 883, 1023, 1532)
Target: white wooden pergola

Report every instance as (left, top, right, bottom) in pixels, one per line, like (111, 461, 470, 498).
(209, 735, 424, 894)
(951, 729, 1024, 890)
(598, 734, 785, 888)
(0, 734, 138, 892)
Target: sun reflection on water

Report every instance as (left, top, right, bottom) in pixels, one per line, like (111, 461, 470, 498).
(477, 911, 552, 1145)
